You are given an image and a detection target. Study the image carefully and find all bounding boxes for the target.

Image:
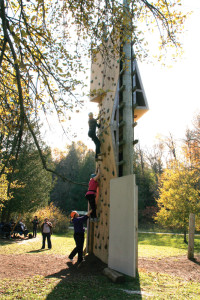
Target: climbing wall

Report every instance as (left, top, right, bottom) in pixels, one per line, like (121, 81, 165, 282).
(89, 37, 148, 265)
(89, 39, 120, 263)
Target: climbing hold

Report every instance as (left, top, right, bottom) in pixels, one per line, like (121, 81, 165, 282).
(95, 158, 103, 162)
(97, 152, 106, 157)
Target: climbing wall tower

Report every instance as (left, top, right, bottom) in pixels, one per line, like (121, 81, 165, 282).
(88, 33, 148, 276)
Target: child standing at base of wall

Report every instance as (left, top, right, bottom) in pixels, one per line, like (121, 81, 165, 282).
(68, 210, 92, 265)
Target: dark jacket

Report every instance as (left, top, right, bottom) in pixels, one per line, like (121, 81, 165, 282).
(88, 118, 100, 135)
(73, 215, 88, 233)
(32, 219, 39, 229)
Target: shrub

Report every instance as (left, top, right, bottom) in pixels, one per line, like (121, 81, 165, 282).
(22, 203, 69, 233)
(139, 206, 159, 224)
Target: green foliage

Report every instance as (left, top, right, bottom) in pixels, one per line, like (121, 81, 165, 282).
(139, 206, 158, 224)
(51, 142, 95, 212)
(0, 0, 188, 182)
(0, 167, 10, 210)
(133, 149, 158, 211)
(136, 167, 157, 209)
(1, 130, 53, 221)
(23, 203, 69, 234)
(12, 149, 52, 211)
(155, 162, 200, 232)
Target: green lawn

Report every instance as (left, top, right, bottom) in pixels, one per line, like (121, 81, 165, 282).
(0, 232, 75, 255)
(0, 231, 200, 299)
(138, 232, 200, 257)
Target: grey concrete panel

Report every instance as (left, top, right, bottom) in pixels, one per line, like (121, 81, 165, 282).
(108, 174, 138, 277)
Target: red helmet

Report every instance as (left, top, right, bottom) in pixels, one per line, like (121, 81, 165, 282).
(70, 211, 77, 219)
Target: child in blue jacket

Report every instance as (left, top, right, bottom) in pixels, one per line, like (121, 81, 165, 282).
(68, 210, 92, 264)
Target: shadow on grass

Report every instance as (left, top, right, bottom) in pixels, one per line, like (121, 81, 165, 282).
(45, 254, 142, 300)
(27, 249, 49, 253)
(189, 257, 200, 266)
(0, 236, 28, 246)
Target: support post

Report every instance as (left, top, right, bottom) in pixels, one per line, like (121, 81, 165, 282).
(88, 222, 94, 253)
(188, 213, 195, 259)
(86, 203, 94, 254)
(122, 0, 134, 176)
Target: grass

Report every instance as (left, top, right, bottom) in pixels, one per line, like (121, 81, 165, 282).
(138, 232, 200, 258)
(0, 231, 200, 299)
(1, 272, 200, 299)
(0, 231, 75, 255)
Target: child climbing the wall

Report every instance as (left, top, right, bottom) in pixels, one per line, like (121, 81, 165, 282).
(85, 168, 100, 222)
(88, 112, 101, 160)
(68, 210, 92, 265)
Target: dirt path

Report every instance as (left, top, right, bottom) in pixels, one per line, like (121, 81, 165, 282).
(0, 251, 200, 281)
(138, 255, 200, 282)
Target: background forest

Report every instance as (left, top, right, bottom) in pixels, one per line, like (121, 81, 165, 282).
(1, 113, 200, 236)
(0, 0, 198, 236)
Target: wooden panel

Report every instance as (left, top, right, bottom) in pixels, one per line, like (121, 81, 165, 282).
(89, 40, 120, 263)
(94, 126, 117, 263)
(90, 38, 120, 104)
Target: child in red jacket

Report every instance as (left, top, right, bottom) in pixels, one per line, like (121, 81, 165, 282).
(85, 168, 100, 221)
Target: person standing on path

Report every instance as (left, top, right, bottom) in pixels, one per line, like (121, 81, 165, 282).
(32, 216, 39, 238)
(68, 210, 92, 265)
(41, 218, 52, 249)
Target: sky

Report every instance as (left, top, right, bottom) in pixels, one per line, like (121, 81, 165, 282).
(42, 0, 200, 153)
(135, 0, 200, 149)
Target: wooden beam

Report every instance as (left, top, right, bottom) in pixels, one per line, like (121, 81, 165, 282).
(88, 222, 94, 254)
(118, 140, 126, 146)
(188, 213, 195, 259)
(103, 267, 125, 283)
(118, 102, 125, 110)
(119, 85, 125, 93)
(117, 160, 126, 166)
(118, 120, 126, 128)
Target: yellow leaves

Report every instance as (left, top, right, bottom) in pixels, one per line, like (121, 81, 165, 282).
(31, 16, 37, 22)
(0, 165, 11, 209)
(14, 58, 20, 65)
(155, 161, 200, 228)
(21, 30, 28, 38)
(57, 67, 63, 73)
